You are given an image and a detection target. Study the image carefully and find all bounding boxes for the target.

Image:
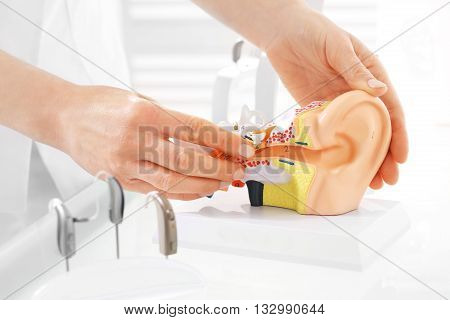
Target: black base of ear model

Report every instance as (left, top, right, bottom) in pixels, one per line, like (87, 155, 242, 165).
(246, 180, 264, 206)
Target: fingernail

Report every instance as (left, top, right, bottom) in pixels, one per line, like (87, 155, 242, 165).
(219, 181, 230, 191)
(232, 167, 245, 180)
(368, 78, 386, 88)
(239, 143, 255, 158)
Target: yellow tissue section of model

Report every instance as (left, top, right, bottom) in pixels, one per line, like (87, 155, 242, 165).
(294, 117, 313, 147)
(262, 159, 316, 214)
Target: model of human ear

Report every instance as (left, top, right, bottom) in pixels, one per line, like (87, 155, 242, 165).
(228, 90, 392, 216)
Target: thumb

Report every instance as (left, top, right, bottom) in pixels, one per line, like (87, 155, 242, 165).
(331, 45, 387, 97)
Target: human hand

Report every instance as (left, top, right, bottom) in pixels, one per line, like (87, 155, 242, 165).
(58, 85, 254, 199)
(260, 3, 408, 189)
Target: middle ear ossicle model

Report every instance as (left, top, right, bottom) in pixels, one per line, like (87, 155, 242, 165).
(214, 90, 392, 216)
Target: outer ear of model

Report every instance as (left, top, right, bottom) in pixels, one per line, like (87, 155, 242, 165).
(217, 90, 391, 216)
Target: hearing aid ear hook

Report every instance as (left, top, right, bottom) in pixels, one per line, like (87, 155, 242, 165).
(145, 192, 177, 258)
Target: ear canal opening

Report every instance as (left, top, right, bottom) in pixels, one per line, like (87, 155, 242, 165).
(251, 143, 352, 171)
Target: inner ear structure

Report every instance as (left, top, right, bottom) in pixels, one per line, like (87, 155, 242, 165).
(236, 90, 392, 216)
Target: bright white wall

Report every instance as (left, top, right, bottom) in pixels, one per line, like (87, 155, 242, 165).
(122, 0, 450, 126)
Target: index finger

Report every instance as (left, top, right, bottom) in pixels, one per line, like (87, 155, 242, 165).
(148, 103, 255, 159)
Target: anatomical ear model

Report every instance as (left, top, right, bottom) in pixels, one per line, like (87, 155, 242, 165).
(217, 90, 392, 216)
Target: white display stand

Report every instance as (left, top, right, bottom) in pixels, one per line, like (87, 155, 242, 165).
(171, 187, 410, 270)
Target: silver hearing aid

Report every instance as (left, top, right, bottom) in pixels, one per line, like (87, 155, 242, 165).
(51, 198, 92, 272)
(52, 175, 125, 271)
(146, 192, 177, 257)
(106, 176, 124, 259)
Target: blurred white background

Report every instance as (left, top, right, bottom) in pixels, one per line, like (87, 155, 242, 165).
(121, 0, 450, 126)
